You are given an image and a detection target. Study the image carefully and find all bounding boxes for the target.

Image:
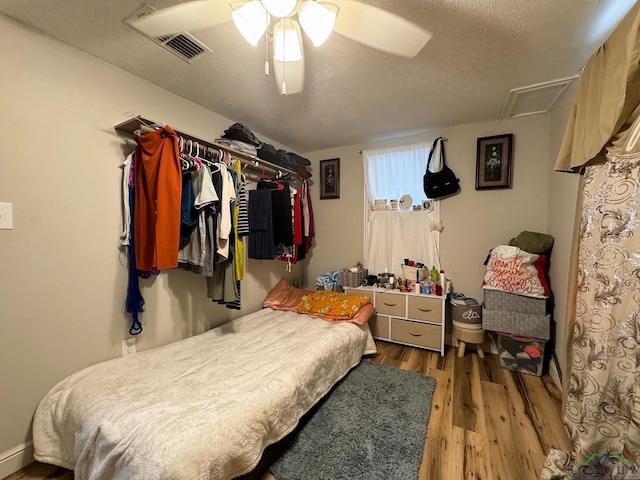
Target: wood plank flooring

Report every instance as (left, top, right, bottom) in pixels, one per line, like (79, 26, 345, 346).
(7, 342, 571, 480)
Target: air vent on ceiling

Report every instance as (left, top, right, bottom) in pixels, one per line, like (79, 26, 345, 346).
(499, 75, 579, 120)
(124, 4, 212, 63)
(159, 33, 210, 61)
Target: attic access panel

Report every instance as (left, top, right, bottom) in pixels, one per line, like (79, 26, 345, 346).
(500, 76, 579, 120)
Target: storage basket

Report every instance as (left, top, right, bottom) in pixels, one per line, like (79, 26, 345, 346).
(483, 288, 547, 315)
(451, 303, 483, 325)
(497, 333, 546, 376)
(400, 264, 427, 281)
(453, 324, 485, 344)
(339, 268, 368, 287)
(482, 308, 550, 340)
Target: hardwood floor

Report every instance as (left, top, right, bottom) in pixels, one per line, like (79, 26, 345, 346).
(7, 342, 571, 480)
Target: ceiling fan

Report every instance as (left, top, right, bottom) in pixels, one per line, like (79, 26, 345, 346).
(130, 0, 432, 95)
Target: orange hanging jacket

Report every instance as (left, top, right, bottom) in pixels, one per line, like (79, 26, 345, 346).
(134, 126, 182, 271)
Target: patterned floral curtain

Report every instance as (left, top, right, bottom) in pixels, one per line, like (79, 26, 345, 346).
(543, 3, 640, 478)
(543, 153, 640, 478)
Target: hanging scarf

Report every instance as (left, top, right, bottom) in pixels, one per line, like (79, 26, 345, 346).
(125, 183, 144, 335)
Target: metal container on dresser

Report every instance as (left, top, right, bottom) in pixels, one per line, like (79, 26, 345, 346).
(345, 286, 446, 356)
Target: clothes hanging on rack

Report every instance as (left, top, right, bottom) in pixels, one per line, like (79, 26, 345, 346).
(178, 165, 218, 274)
(126, 183, 145, 335)
(121, 153, 133, 247)
(231, 161, 245, 281)
(237, 174, 250, 239)
(246, 177, 314, 268)
(258, 179, 294, 247)
(206, 161, 240, 306)
(134, 125, 182, 271)
(223, 160, 245, 311)
(216, 163, 236, 261)
(179, 173, 197, 247)
(303, 180, 315, 254)
(293, 189, 304, 262)
(118, 119, 315, 327)
(121, 152, 144, 336)
(248, 189, 275, 259)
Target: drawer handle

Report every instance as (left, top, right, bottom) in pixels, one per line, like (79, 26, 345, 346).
(408, 331, 423, 337)
(417, 308, 433, 312)
(383, 302, 397, 307)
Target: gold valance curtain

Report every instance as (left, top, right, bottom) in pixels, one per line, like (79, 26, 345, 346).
(555, 2, 640, 172)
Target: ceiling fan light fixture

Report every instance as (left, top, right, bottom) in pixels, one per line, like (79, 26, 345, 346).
(260, 0, 297, 18)
(232, 0, 269, 46)
(274, 18, 303, 62)
(299, 1, 337, 47)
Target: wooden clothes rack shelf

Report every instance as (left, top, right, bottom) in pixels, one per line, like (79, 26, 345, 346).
(114, 115, 300, 179)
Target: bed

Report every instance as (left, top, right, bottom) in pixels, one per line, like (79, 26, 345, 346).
(32, 287, 376, 480)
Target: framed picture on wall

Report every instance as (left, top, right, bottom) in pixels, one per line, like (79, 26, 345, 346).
(320, 158, 340, 199)
(475, 134, 514, 190)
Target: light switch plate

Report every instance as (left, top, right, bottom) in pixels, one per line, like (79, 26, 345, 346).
(0, 203, 13, 229)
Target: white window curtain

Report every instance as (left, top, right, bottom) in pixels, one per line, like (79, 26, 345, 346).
(363, 143, 429, 210)
(363, 143, 441, 278)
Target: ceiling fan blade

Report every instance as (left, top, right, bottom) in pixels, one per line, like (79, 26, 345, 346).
(273, 58, 305, 95)
(129, 0, 232, 37)
(332, 0, 431, 58)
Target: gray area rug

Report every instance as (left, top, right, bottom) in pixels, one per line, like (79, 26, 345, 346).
(269, 361, 436, 480)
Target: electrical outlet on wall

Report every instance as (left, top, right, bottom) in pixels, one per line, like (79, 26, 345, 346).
(0, 203, 13, 229)
(122, 338, 136, 357)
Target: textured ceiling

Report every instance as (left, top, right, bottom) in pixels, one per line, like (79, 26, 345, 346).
(0, 0, 636, 152)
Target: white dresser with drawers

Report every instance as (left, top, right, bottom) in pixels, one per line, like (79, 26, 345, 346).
(345, 286, 446, 356)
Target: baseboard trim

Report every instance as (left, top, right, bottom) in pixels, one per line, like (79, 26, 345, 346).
(0, 442, 34, 480)
(548, 358, 562, 390)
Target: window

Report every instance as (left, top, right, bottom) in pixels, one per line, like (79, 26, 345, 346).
(362, 143, 441, 277)
(363, 143, 428, 210)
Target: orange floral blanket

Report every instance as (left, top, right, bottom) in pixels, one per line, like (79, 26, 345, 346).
(296, 291, 372, 322)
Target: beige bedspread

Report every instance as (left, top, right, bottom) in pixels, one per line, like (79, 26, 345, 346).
(33, 309, 374, 479)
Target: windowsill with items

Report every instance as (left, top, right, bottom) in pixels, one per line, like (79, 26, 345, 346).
(370, 197, 435, 212)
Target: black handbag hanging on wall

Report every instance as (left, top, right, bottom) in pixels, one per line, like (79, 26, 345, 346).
(423, 137, 460, 199)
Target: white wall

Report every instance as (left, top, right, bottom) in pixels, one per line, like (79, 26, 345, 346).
(546, 83, 580, 386)
(304, 115, 551, 302)
(0, 15, 301, 463)
(301, 145, 368, 287)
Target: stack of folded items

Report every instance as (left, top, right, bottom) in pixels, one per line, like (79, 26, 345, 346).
(220, 123, 262, 147)
(257, 144, 295, 169)
(219, 123, 312, 179)
(257, 144, 312, 178)
(288, 152, 312, 179)
(215, 138, 258, 156)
